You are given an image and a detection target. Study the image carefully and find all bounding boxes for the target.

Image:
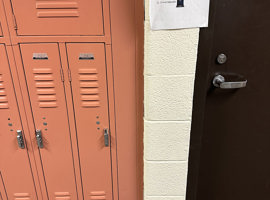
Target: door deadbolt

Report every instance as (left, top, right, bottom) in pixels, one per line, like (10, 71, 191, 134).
(217, 54, 227, 64)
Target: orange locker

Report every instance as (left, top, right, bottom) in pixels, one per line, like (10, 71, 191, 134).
(66, 43, 113, 199)
(10, 0, 104, 36)
(18, 43, 114, 199)
(0, 0, 142, 199)
(19, 43, 78, 199)
(0, 44, 37, 199)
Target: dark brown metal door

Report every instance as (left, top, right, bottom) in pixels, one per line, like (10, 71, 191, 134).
(187, 1, 270, 200)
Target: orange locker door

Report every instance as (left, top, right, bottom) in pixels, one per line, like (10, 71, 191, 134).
(0, 44, 37, 199)
(10, 0, 104, 36)
(0, 25, 2, 36)
(66, 43, 113, 200)
(19, 43, 78, 199)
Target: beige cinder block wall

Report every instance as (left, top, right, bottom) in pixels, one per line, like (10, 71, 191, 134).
(144, 1, 200, 199)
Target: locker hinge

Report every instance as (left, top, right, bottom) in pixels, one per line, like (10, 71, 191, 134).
(12, 13, 18, 30)
(68, 68, 72, 82)
(60, 68, 64, 82)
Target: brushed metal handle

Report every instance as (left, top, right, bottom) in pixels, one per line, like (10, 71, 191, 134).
(17, 130, 25, 149)
(36, 130, 44, 148)
(104, 129, 110, 147)
(213, 75, 247, 89)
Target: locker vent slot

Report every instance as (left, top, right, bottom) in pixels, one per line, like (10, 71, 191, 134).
(0, 74, 9, 109)
(36, 1, 79, 18)
(33, 68, 58, 108)
(79, 69, 100, 108)
(90, 191, 106, 200)
(14, 193, 30, 200)
(54, 192, 71, 200)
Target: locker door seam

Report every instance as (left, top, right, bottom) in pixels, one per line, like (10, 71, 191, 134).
(0, 172, 7, 200)
(57, 42, 80, 200)
(106, 5, 121, 196)
(105, 0, 121, 189)
(0, 0, 12, 45)
(100, 0, 105, 36)
(104, 43, 119, 200)
(6, 0, 17, 33)
(63, 42, 85, 199)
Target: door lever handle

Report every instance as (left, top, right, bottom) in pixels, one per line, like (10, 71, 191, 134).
(36, 129, 44, 148)
(104, 129, 110, 147)
(213, 75, 247, 89)
(17, 130, 25, 149)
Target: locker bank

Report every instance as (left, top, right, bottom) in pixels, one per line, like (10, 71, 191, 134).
(0, 0, 144, 199)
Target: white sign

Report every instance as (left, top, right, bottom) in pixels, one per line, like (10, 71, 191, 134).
(150, 0, 210, 30)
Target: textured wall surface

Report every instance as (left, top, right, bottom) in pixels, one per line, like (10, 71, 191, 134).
(144, 1, 200, 199)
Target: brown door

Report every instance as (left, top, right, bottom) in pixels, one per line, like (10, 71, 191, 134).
(66, 43, 113, 199)
(188, 1, 270, 200)
(0, 44, 37, 199)
(10, 0, 104, 36)
(19, 43, 78, 199)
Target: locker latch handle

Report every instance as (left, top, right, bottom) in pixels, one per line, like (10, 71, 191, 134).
(104, 129, 110, 147)
(17, 130, 25, 149)
(36, 130, 44, 149)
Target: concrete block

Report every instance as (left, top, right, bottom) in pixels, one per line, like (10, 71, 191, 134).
(144, 21, 199, 76)
(145, 162, 188, 196)
(145, 75, 195, 121)
(144, 121, 191, 161)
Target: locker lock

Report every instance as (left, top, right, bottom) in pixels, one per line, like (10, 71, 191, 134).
(17, 130, 25, 149)
(36, 130, 44, 149)
(104, 129, 110, 147)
